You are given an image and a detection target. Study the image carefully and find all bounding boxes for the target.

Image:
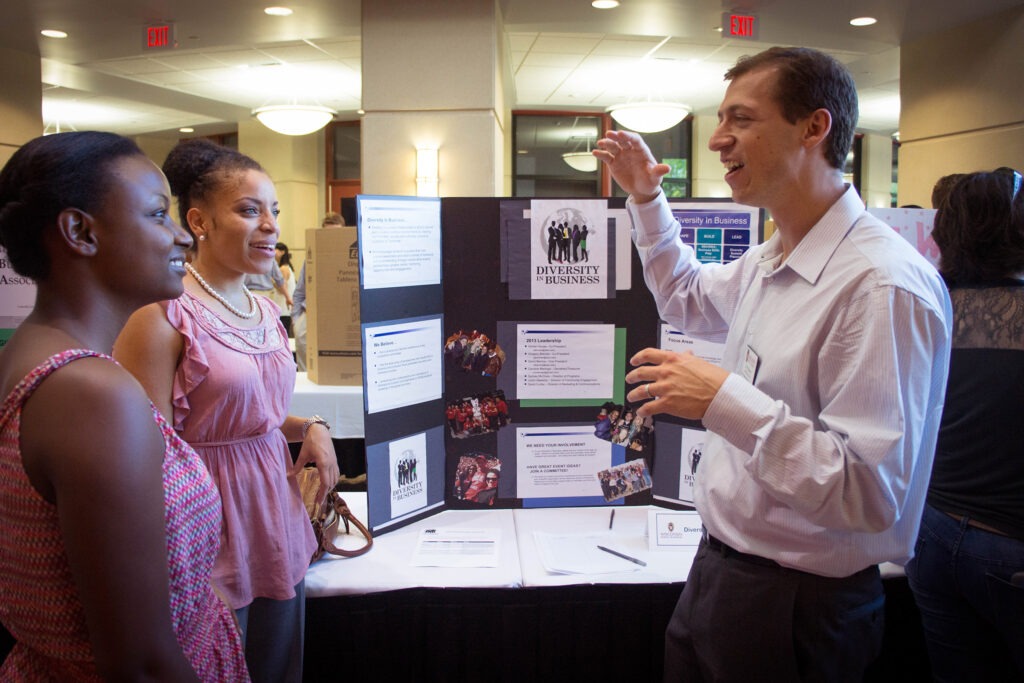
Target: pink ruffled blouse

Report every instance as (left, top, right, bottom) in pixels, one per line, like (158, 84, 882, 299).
(162, 291, 316, 609)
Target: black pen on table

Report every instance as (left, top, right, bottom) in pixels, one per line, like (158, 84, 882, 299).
(597, 544, 647, 567)
(609, 509, 615, 529)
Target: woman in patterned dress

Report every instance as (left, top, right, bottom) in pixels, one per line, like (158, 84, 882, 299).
(0, 131, 248, 681)
(114, 138, 338, 683)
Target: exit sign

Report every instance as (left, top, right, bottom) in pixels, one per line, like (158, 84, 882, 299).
(143, 23, 176, 50)
(722, 13, 758, 40)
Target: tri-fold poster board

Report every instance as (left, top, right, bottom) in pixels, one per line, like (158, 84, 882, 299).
(356, 193, 765, 534)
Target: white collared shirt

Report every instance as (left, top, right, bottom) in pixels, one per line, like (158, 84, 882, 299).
(628, 186, 952, 577)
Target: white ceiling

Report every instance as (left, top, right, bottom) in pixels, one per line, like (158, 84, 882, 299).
(4, 0, 1021, 139)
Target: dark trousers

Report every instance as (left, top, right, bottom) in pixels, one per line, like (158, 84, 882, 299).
(664, 536, 884, 682)
(236, 580, 306, 683)
(905, 504, 1024, 682)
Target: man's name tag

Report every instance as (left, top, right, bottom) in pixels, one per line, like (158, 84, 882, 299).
(742, 345, 759, 383)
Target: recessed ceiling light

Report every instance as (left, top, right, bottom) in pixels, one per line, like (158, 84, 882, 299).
(41, 29, 68, 39)
(592, 0, 620, 9)
(264, 7, 293, 16)
(179, 127, 195, 133)
(850, 16, 877, 27)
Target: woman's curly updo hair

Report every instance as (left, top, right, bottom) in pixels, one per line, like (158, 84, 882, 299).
(931, 169, 1024, 284)
(0, 131, 144, 281)
(161, 138, 265, 244)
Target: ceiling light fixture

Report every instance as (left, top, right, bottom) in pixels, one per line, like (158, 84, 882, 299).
(850, 16, 877, 26)
(253, 104, 336, 135)
(606, 102, 691, 133)
(40, 29, 68, 38)
(591, 0, 620, 9)
(562, 152, 599, 173)
(264, 6, 294, 16)
(179, 127, 195, 133)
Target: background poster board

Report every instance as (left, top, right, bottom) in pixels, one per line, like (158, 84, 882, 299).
(0, 247, 36, 348)
(869, 207, 939, 268)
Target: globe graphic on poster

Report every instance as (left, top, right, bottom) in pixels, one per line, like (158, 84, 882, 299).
(538, 206, 595, 251)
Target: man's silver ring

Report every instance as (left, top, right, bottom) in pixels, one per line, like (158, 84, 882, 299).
(643, 383, 653, 399)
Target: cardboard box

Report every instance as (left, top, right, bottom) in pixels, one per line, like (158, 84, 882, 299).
(305, 226, 363, 385)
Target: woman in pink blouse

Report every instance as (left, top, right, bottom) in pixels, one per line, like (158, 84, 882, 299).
(115, 138, 338, 683)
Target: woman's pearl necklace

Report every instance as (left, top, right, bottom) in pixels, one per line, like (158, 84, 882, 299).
(184, 263, 257, 319)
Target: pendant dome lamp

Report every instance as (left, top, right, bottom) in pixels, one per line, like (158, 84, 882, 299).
(606, 101, 691, 133)
(252, 104, 337, 136)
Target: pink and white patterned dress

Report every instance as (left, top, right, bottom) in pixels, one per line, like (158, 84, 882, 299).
(0, 349, 249, 681)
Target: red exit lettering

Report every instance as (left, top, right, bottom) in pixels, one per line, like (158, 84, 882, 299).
(147, 26, 169, 48)
(729, 15, 755, 37)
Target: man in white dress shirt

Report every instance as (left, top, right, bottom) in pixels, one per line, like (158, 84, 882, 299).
(595, 46, 952, 682)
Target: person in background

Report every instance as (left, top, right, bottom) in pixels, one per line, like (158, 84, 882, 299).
(595, 46, 952, 682)
(292, 210, 345, 371)
(244, 253, 292, 314)
(0, 131, 247, 681)
(114, 138, 339, 683)
(273, 241, 296, 335)
(905, 169, 1024, 681)
(930, 172, 966, 210)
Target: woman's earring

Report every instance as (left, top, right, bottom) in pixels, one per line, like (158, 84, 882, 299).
(198, 234, 206, 241)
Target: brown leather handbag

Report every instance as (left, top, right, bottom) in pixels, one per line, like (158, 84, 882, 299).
(297, 467, 373, 563)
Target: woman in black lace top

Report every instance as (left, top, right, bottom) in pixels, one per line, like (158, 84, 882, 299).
(906, 168, 1024, 682)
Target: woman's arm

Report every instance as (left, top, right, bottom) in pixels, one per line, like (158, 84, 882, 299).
(283, 415, 339, 504)
(113, 303, 183, 422)
(20, 360, 201, 681)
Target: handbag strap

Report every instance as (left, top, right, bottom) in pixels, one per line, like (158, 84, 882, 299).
(321, 494, 373, 558)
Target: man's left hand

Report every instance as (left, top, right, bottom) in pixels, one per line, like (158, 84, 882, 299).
(625, 348, 729, 420)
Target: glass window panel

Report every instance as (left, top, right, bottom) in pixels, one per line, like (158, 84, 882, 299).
(332, 124, 361, 180)
(513, 114, 603, 197)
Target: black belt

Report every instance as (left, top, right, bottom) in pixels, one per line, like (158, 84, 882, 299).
(701, 527, 781, 568)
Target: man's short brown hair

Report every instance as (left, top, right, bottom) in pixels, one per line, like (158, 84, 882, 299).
(725, 47, 858, 171)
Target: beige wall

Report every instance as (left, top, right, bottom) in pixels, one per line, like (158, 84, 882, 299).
(897, 6, 1024, 207)
(0, 47, 43, 166)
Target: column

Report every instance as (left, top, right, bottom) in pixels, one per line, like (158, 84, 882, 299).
(360, 0, 513, 197)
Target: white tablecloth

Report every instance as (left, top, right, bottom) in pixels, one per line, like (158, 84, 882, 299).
(513, 505, 695, 587)
(289, 372, 364, 439)
(304, 496, 905, 597)
(304, 493, 522, 597)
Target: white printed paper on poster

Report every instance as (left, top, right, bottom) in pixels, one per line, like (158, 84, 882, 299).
(359, 196, 441, 289)
(388, 432, 428, 518)
(659, 323, 725, 364)
(364, 317, 443, 414)
(516, 323, 615, 400)
(530, 199, 608, 299)
(516, 425, 612, 499)
(0, 247, 36, 319)
(678, 427, 706, 505)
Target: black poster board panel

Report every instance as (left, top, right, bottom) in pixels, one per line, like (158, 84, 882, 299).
(441, 197, 661, 510)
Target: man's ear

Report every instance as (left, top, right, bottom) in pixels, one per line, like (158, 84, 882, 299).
(803, 108, 833, 151)
(55, 208, 98, 257)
